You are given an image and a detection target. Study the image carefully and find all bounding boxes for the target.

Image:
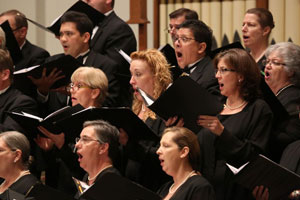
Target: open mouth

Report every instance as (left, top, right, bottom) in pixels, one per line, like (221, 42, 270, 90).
(176, 51, 183, 58)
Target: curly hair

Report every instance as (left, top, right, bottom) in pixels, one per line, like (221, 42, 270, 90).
(213, 48, 261, 102)
(130, 49, 172, 120)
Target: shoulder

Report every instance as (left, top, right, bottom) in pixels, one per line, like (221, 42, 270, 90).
(24, 40, 50, 56)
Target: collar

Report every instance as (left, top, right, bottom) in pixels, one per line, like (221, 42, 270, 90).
(186, 58, 203, 74)
(20, 40, 26, 50)
(0, 86, 10, 95)
(104, 10, 113, 16)
(76, 49, 90, 59)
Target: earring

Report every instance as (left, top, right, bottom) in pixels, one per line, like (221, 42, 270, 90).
(238, 79, 242, 83)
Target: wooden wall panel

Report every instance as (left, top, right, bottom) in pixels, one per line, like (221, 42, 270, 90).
(269, 0, 284, 43)
(285, 0, 300, 44)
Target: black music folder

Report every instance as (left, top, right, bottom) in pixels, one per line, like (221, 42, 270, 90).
(6, 104, 84, 137)
(13, 55, 82, 89)
(227, 154, 300, 200)
(0, 20, 22, 64)
(27, 1, 105, 36)
(26, 183, 76, 200)
(142, 76, 223, 133)
(55, 107, 159, 142)
(78, 173, 161, 200)
(158, 43, 182, 80)
(209, 41, 244, 59)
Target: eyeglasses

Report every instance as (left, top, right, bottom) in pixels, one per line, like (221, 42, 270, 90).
(166, 24, 180, 33)
(174, 36, 196, 43)
(262, 59, 286, 67)
(66, 82, 91, 92)
(215, 68, 236, 75)
(75, 136, 102, 145)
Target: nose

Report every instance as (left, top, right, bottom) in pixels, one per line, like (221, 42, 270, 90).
(242, 24, 247, 32)
(215, 70, 221, 79)
(156, 146, 162, 155)
(129, 75, 135, 86)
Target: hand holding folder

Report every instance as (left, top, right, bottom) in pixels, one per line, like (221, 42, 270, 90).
(227, 154, 300, 200)
(139, 76, 223, 133)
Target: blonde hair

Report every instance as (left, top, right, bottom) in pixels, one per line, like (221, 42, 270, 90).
(130, 49, 172, 120)
(71, 66, 108, 106)
(0, 27, 6, 49)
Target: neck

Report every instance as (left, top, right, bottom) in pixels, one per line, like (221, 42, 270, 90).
(249, 41, 268, 62)
(172, 164, 194, 185)
(226, 94, 246, 107)
(1, 168, 28, 189)
(273, 82, 293, 96)
(88, 160, 112, 181)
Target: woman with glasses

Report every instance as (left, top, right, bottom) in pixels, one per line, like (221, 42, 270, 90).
(242, 8, 275, 71)
(264, 42, 300, 163)
(0, 131, 39, 197)
(35, 66, 109, 193)
(196, 48, 273, 200)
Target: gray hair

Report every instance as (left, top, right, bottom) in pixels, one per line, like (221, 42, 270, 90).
(265, 42, 300, 87)
(0, 27, 6, 49)
(0, 131, 31, 169)
(83, 120, 119, 163)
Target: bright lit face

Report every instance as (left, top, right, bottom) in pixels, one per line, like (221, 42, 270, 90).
(169, 15, 185, 42)
(0, 138, 16, 178)
(75, 126, 102, 172)
(174, 28, 203, 69)
(156, 131, 184, 176)
(242, 13, 267, 49)
(264, 51, 290, 91)
(59, 22, 89, 58)
(70, 75, 99, 108)
(215, 59, 242, 97)
(129, 59, 155, 101)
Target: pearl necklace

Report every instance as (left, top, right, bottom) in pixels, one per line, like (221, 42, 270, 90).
(87, 165, 113, 181)
(169, 170, 195, 194)
(275, 84, 294, 97)
(224, 99, 247, 110)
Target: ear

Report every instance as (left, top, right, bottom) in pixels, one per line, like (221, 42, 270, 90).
(14, 149, 22, 163)
(82, 32, 91, 44)
(262, 26, 271, 37)
(0, 69, 10, 81)
(197, 42, 207, 55)
(99, 143, 109, 155)
(91, 88, 100, 100)
(179, 146, 189, 159)
(237, 74, 244, 84)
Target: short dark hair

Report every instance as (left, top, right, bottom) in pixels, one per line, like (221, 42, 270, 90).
(83, 120, 120, 164)
(60, 11, 93, 37)
(169, 8, 198, 20)
(213, 48, 261, 102)
(246, 8, 274, 29)
(0, 9, 28, 29)
(179, 19, 213, 54)
(0, 49, 14, 82)
(162, 127, 201, 172)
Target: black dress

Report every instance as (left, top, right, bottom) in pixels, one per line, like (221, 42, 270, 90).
(270, 85, 300, 162)
(0, 174, 39, 198)
(157, 175, 215, 200)
(198, 99, 273, 200)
